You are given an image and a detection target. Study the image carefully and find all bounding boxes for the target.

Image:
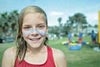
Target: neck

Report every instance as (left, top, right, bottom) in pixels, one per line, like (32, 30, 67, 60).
(27, 45, 46, 54)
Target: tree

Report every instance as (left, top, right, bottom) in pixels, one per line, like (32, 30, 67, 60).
(0, 10, 19, 42)
(58, 17, 62, 26)
(0, 12, 8, 26)
(0, 10, 19, 30)
(94, 24, 98, 28)
(57, 17, 63, 36)
(73, 13, 87, 32)
(48, 26, 60, 38)
(67, 13, 88, 33)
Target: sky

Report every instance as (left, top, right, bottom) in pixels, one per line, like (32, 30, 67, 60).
(0, 0, 100, 26)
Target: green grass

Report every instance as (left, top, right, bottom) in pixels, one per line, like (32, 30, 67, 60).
(0, 37, 100, 67)
(48, 37, 100, 67)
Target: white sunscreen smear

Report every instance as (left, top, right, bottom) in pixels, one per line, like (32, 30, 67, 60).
(23, 28, 46, 37)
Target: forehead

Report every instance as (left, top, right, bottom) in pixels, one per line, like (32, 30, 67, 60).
(23, 13, 46, 25)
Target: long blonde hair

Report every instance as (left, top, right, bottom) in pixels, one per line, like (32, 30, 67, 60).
(16, 5, 48, 61)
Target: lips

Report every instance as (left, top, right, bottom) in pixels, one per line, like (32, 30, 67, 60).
(28, 37, 41, 42)
(30, 37, 41, 40)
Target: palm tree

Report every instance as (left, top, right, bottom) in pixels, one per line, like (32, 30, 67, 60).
(57, 17, 63, 37)
(68, 13, 88, 33)
(73, 13, 87, 32)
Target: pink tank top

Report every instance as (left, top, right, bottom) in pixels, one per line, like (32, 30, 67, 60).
(14, 46, 56, 67)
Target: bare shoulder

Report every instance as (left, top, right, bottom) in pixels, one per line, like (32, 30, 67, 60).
(52, 48, 65, 58)
(52, 48, 67, 67)
(2, 46, 17, 67)
(4, 46, 17, 56)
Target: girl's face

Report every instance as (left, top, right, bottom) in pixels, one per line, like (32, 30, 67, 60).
(22, 13, 47, 48)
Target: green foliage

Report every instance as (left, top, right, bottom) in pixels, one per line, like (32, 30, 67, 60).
(0, 10, 19, 42)
(49, 13, 89, 37)
(67, 13, 88, 33)
(0, 10, 19, 30)
(48, 26, 60, 38)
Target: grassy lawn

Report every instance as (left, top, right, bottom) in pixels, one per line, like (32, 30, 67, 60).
(48, 37, 100, 67)
(0, 37, 100, 67)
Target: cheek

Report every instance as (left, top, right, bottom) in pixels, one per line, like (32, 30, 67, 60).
(22, 30, 31, 37)
(22, 29, 47, 37)
(37, 30, 47, 36)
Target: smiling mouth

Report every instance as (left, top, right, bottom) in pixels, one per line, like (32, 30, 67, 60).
(29, 37, 41, 42)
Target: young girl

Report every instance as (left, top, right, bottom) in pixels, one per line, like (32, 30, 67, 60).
(2, 5, 67, 67)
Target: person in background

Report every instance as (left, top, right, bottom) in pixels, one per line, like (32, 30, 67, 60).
(78, 32, 83, 44)
(2, 5, 67, 67)
(68, 32, 72, 44)
(91, 30, 97, 46)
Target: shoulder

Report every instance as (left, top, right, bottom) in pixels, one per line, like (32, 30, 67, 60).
(3, 46, 17, 61)
(2, 46, 17, 67)
(3, 46, 17, 56)
(51, 48, 67, 67)
(52, 48, 65, 58)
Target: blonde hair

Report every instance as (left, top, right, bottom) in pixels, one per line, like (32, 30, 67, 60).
(16, 5, 48, 61)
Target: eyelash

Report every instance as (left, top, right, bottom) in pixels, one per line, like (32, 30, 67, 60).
(38, 25, 45, 28)
(23, 25, 46, 29)
(23, 27, 31, 29)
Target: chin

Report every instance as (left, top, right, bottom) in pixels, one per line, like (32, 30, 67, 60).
(26, 38, 45, 48)
(26, 42, 42, 48)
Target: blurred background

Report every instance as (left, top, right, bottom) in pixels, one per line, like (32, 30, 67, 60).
(0, 0, 99, 42)
(0, 0, 100, 67)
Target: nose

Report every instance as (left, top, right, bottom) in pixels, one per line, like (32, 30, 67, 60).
(30, 28, 39, 36)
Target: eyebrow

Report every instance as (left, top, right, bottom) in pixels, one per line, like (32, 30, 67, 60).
(22, 25, 32, 27)
(23, 23, 46, 26)
(37, 23, 46, 25)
